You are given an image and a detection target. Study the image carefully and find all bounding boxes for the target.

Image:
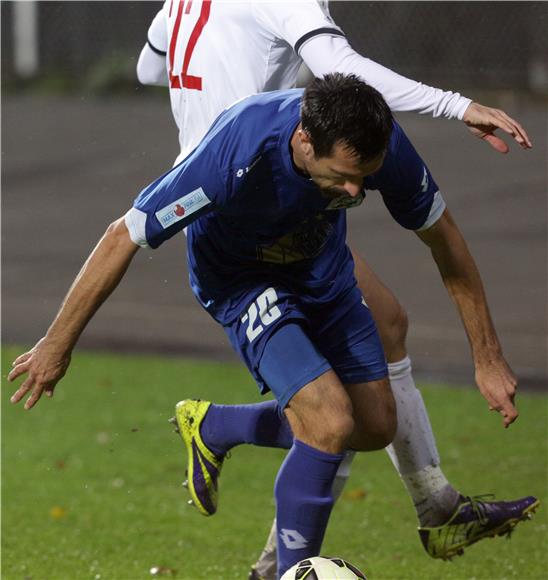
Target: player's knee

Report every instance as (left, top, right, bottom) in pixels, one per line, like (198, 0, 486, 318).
(310, 411, 355, 453)
(327, 412, 355, 449)
(295, 405, 354, 454)
(287, 371, 355, 453)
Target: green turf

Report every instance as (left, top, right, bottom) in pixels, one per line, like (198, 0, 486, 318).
(2, 346, 547, 579)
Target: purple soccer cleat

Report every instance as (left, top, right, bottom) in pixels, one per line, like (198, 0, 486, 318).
(419, 494, 540, 560)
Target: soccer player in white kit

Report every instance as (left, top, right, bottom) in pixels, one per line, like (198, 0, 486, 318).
(136, 1, 536, 576)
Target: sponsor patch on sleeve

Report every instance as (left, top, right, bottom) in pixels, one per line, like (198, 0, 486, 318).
(155, 187, 211, 229)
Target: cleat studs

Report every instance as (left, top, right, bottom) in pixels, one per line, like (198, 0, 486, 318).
(168, 417, 177, 425)
(187, 499, 194, 506)
(182, 480, 188, 488)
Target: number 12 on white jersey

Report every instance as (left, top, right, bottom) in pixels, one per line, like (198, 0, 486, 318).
(167, 0, 211, 90)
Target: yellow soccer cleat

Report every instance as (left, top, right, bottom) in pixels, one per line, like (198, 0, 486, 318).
(171, 399, 224, 516)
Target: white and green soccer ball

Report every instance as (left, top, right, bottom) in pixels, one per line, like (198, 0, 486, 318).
(280, 556, 367, 579)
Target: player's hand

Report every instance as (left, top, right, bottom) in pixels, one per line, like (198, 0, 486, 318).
(474, 356, 518, 428)
(8, 338, 71, 410)
(463, 102, 532, 153)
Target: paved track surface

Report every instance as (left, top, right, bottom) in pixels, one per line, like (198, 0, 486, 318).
(2, 94, 546, 389)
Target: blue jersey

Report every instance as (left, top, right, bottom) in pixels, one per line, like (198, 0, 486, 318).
(126, 89, 444, 324)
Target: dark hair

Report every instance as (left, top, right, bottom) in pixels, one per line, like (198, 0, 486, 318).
(301, 73, 393, 162)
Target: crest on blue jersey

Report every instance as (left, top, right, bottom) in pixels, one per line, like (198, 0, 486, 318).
(256, 214, 334, 264)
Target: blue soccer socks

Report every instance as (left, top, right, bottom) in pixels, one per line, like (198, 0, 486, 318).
(200, 400, 293, 456)
(275, 439, 344, 577)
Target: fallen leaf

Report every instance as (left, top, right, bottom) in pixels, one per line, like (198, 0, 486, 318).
(49, 506, 67, 520)
(343, 488, 367, 501)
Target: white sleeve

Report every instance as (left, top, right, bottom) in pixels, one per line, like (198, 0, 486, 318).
(252, 0, 344, 53)
(136, 6, 169, 86)
(299, 35, 472, 120)
(416, 191, 446, 231)
(147, 5, 168, 54)
(137, 44, 168, 86)
(124, 208, 150, 248)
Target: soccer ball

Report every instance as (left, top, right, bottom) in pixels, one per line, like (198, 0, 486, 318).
(280, 556, 367, 579)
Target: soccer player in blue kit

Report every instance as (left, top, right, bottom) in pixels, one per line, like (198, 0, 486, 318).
(8, 75, 538, 577)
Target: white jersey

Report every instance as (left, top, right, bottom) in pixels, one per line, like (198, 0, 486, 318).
(147, 0, 344, 162)
(143, 0, 471, 164)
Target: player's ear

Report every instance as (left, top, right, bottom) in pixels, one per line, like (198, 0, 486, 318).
(298, 129, 315, 160)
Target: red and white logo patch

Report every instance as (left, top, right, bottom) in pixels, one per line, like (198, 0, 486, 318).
(156, 187, 210, 229)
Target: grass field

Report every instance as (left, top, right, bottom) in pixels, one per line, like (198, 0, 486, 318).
(2, 346, 547, 579)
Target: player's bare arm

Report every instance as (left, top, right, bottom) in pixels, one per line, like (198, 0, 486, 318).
(8, 218, 139, 410)
(415, 209, 518, 428)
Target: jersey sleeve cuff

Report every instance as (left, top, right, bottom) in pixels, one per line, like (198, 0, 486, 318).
(454, 96, 473, 121)
(124, 207, 150, 248)
(416, 191, 446, 231)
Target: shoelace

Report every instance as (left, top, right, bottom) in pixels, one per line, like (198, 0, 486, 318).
(464, 493, 496, 525)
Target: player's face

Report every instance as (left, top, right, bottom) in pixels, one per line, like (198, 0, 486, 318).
(307, 142, 385, 199)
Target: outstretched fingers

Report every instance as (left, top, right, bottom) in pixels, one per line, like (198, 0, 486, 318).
(464, 102, 533, 152)
(10, 371, 33, 402)
(10, 373, 50, 410)
(11, 350, 34, 368)
(23, 383, 48, 410)
(8, 348, 61, 409)
(8, 357, 31, 384)
(494, 109, 532, 148)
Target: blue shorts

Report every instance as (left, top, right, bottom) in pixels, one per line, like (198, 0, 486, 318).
(223, 285, 387, 408)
